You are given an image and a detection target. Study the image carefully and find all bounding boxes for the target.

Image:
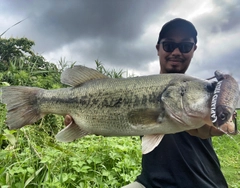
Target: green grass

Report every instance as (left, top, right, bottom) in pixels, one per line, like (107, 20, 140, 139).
(213, 130, 240, 187)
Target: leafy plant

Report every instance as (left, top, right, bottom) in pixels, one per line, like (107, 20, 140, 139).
(95, 60, 125, 78)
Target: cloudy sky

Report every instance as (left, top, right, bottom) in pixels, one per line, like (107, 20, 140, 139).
(0, 0, 240, 84)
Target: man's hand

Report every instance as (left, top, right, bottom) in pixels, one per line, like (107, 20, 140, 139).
(186, 124, 225, 139)
(64, 114, 73, 126)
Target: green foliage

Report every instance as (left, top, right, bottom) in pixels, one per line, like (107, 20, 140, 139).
(0, 37, 63, 89)
(0, 37, 35, 71)
(212, 117, 240, 188)
(0, 58, 61, 89)
(0, 118, 141, 187)
(0, 37, 34, 61)
(95, 60, 125, 78)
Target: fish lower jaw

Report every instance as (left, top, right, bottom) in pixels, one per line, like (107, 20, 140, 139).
(168, 112, 211, 131)
(218, 118, 237, 135)
(167, 113, 191, 128)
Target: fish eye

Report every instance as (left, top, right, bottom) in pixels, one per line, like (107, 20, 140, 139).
(206, 82, 216, 92)
(219, 113, 226, 120)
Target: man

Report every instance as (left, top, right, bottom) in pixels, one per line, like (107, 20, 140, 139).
(65, 18, 228, 188)
(122, 18, 228, 188)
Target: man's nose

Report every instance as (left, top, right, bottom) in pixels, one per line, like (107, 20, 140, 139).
(171, 47, 181, 55)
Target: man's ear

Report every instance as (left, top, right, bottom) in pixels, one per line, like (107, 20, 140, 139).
(194, 45, 197, 51)
(156, 44, 160, 56)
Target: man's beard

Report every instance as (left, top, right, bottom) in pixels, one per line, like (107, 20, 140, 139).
(165, 67, 185, 74)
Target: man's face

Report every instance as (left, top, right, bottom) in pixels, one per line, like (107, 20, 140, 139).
(156, 28, 197, 74)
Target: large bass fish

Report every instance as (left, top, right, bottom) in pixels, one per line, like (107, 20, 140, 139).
(1, 66, 239, 153)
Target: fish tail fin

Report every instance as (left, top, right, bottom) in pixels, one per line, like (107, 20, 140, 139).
(1, 86, 44, 129)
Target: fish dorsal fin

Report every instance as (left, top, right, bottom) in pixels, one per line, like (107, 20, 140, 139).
(61, 65, 109, 86)
(142, 134, 164, 154)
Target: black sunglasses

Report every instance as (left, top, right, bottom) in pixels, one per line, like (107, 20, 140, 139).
(161, 42, 195, 53)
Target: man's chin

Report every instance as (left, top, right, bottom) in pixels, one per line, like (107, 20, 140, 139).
(166, 67, 183, 73)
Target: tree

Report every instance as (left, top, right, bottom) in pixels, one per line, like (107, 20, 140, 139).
(0, 38, 34, 60)
(0, 37, 60, 88)
(0, 37, 59, 72)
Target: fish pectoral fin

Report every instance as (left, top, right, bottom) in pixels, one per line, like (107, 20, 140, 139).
(60, 65, 109, 87)
(128, 108, 164, 125)
(142, 134, 164, 154)
(55, 121, 89, 142)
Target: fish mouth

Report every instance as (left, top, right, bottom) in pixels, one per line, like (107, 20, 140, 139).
(218, 111, 238, 134)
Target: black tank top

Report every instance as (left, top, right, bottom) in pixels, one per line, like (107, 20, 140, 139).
(136, 132, 228, 188)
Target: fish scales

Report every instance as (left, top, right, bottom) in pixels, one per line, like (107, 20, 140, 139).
(37, 74, 178, 135)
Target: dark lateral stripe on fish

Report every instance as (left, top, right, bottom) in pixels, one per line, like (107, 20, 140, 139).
(39, 92, 160, 108)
